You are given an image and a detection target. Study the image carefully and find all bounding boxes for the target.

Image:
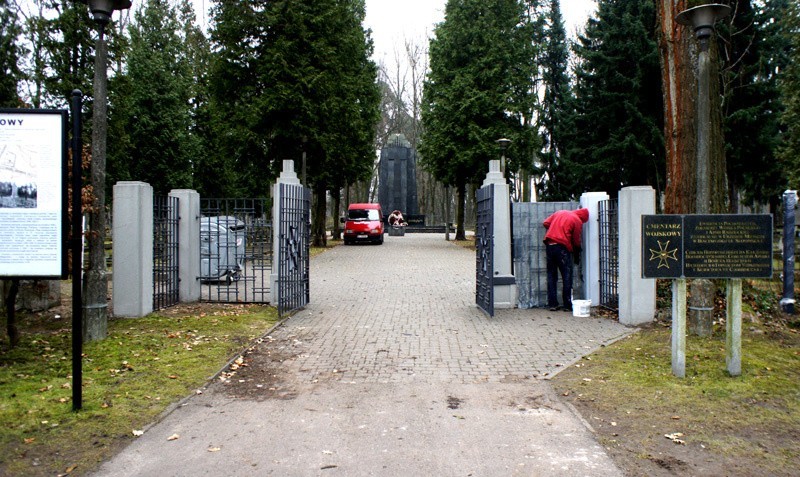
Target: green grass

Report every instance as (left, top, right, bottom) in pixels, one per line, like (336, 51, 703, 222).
(552, 322, 800, 474)
(0, 304, 279, 476)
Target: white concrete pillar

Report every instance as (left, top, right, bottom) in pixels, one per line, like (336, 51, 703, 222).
(270, 160, 301, 304)
(169, 189, 200, 303)
(618, 186, 656, 325)
(112, 181, 153, 317)
(482, 160, 516, 309)
(580, 191, 610, 304)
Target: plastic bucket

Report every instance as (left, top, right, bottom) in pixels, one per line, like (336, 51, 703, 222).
(572, 299, 591, 317)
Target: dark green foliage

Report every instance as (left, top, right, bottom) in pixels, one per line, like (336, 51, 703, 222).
(421, 0, 539, 230)
(538, 0, 572, 200)
(722, 0, 791, 211)
(206, 0, 380, 199)
(560, 0, 664, 199)
(108, 0, 199, 194)
(0, 0, 23, 107)
(778, 1, 800, 188)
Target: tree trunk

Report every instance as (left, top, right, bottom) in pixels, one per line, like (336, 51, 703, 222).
(658, 0, 696, 215)
(331, 187, 342, 240)
(3, 279, 20, 348)
(455, 181, 466, 241)
(312, 183, 327, 247)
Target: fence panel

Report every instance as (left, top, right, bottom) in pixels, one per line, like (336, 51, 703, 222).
(153, 195, 179, 310)
(599, 199, 619, 310)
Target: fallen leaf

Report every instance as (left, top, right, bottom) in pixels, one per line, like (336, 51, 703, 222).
(208, 447, 221, 452)
(24, 438, 35, 444)
(167, 434, 180, 441)
(65, 464, 78, 473)
(168, 375, 178, 379)
(132, 430, 144, 437)
(671, 415, 681, 420)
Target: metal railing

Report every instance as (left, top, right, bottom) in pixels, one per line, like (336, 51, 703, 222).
(598, 199, 619, 310)
(153, 195, 179, 310)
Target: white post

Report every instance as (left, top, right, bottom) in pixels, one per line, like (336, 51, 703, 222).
(270, 160, 301, 304)
(618, 186, 656, 325)
(672, 278, 687, 378)
(482, 159, 516, 309)
(112, 181, 153, 317)
(169, 189, 200, 303)
(726, 279, 742, 376)
(579, 192, 609, 304)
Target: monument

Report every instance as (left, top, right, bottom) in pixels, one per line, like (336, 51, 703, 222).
(378, 134, 420, 223)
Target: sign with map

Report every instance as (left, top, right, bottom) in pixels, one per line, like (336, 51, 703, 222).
(642, 214, 772, 279)
(0, 109, 68, 278)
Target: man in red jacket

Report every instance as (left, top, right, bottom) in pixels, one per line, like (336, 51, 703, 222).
(543, 208, 590, 312)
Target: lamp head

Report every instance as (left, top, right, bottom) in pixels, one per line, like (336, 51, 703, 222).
(496, 138, 512, 150)
(676, 4, 731, 42)
(86, 0, 132, 26)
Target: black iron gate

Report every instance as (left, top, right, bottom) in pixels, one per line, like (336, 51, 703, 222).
(200, 198, 272, 303)
(598, 199, 619, 310)
(277, 183, 311, 317)
(476, 186, 494, 316)
(153, 195, 179, 310)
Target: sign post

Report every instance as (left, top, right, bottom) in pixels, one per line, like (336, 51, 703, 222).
(642, 214, 772, 377)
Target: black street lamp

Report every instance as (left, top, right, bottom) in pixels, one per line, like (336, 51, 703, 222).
(495, 138, 511, 175)
(82, 0, 132, 341)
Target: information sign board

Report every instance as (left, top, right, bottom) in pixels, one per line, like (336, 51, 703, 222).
(0, 109, 68, 278)
(642, 214, 772, 279)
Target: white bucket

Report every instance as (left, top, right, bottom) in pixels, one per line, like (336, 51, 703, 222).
(572, 299, 591, 317)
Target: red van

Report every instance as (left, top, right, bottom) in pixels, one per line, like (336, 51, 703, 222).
(342, 203, 384, 245)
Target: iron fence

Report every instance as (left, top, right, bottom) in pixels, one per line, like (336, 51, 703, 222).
(153, 195, 179, 310)
(598, 199, 619, 310)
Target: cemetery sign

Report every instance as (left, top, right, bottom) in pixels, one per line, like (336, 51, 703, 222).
(642, 214, 772, 279)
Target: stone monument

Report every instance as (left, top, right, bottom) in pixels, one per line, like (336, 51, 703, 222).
(378, 134, 419, 220)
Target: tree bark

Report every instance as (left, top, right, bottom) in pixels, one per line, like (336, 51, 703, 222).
(455, 181, 466, 241)
(3, 279, 20, 348)
(312, 183, 327, 247)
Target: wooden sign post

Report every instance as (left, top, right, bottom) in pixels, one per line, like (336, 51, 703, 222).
(642, 215, 772, 377)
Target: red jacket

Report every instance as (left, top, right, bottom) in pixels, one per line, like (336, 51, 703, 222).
(543, 208, 589, 252)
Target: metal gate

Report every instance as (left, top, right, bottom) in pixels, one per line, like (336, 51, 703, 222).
(512, 201, 581, 308)
(277, 183, 311, 317)
(476, 186, 494, 316)
(153, 195, 179, 310)
(200, 198, 272, 303)
(598, 199, 619, 310)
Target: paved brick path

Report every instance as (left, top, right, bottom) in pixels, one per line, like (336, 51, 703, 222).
(271, 233, 632, 384)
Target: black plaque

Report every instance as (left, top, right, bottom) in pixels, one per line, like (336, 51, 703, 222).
(642, 214, 773, 279)
(642, 215, 684, 278)
(683, 215, 772, 278)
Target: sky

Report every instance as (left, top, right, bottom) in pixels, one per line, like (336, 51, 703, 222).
(190, 1, 597, 66)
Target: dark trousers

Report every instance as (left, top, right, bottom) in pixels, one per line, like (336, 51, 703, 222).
(546, 243, 573, 309)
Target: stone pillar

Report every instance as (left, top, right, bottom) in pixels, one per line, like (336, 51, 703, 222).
(270, 160, 301, 304)
(169, 189, 201, 303)
(482, 160, 516, 308)
(112, 181, 153, 317)
(579, 191, 610, 304)
(618, 186, 656, 325)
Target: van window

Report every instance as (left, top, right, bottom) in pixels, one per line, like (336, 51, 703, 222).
(348, 209, 380, 221)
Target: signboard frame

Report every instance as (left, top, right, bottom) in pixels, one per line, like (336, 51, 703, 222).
(642, 214, 772, 280)
(0, 108, 69, 279)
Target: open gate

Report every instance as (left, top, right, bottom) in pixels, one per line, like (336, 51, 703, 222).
(277, 183, 311, 317)
(200, 198, 272, 303)
(476, 186, 494, 316)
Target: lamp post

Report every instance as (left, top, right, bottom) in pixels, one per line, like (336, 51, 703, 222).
(676, 3, 731, 215)
(495, 138, 511, 176)
(676, 4, 730, 338)
(83, 0, 131, 341)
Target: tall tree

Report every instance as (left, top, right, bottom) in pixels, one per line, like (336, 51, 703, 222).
(108, 0, 199, 194)
(562, 0, 664, 200)
(722, 0, 790, 212)
(421, 0, 537, 239)
(777, 1, 800, 188)
(208, 0, 380, 245)
(0, 0, 23, 106)
(538, 0, 571, 200)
